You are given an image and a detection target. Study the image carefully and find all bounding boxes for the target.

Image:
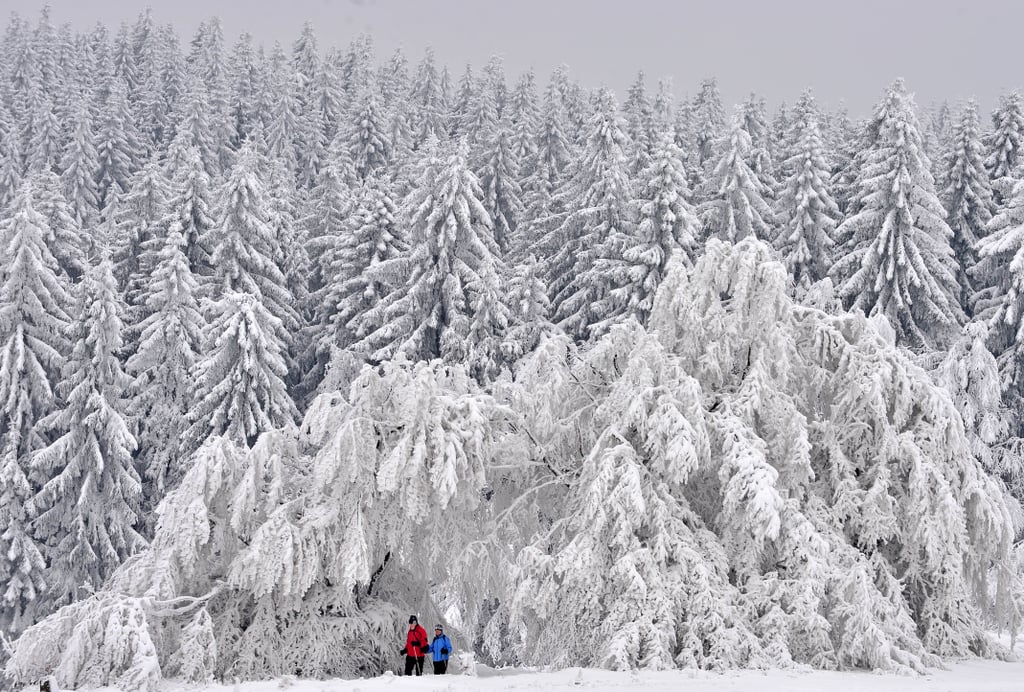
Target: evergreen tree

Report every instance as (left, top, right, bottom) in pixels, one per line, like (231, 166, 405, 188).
(0, 106, 23, 210)
(94, 77, 142, 209)
(623, 71, 655, 173)
(207, 145, 299, 342)
(832, 80, 963, 350)
(974, 175, 1024, 425)
(984, 91, 1024, 204)
(478, 118, 523, 255)
(163, 144, 215, 280)
(112, 162, 170, 326)
(32, 260, 143, 607)
(508, 70, 540, 166)
(25, 95, 62, 175)
(126, 228, 202, 499)
(317, 175, 406, 359)
(186, 290, 296, 450)
(609, 133, 698, 325)
(59, 101, 100, 229)
(775, 91, 839, 289)
(941, 101, 995, 313)
(355, 140, 506, 369)
(692, 78, 725, 167)
(0, 184, 71, 634)
(347, 88, 390, 180)
(410, 48, 447, 147)
(698, 116, 775, 243)
(29, 172, 87, 282)
(738, 93, 778, 197)
(546, 89, 634, 339)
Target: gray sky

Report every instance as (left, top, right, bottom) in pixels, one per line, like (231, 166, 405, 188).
(5, 0, 1019, 117)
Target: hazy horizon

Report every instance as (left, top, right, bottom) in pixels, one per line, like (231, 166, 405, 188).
(4, 0, 1018, 118)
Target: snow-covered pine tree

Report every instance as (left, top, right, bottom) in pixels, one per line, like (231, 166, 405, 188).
(934, 323, 1022, 500)
(0, 105, 23, 210)
(832, 80, 963, 350)
(24, 95, 62, 176)
(508, 69, 540, 167)
(692, 77, 725, 167)
(316, 174, 406, 367)
(169, 81, 221, 178)
(504, 254, 552, 361)
(974, 173, 1024, 428)
(347, 87, 390, 181)
(515, 77, 573, 260)
(545, 88, 633, 340)
(94, 76, 143, 210)
(162, 143, 215, 280)
(603, 132, 697, 326)
(302, 140, 357, 299)
(477, 116, 523, 255)
(984, 91, 1024, 205)
(32, 259, 143, 608)
(59, 100, 100, 229)
(355, 139, 508, 374)
(0, 183, 71, 635)
(697, 114, 775, 243)
(28, 171, 88, 282)
(126, 227, 202, 502)
(186, 290, 297, 450)
(206, 143, 299, 343)
(410, 48, 448, 147)
(775, 91, 839, 290)
(739, 93, 778, 197)
(941, 101, 995, 314)
(112, 163, 170, 329)
(623, 71, 655, 173)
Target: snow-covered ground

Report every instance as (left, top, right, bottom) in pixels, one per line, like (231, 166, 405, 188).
(166, 658, 1024, 692)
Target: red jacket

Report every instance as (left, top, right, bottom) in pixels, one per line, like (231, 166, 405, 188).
(405, 624, 429, 657)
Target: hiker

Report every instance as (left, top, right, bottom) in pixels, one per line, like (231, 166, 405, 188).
(400, 615, 429, 675)
(424, 624, 453, 674)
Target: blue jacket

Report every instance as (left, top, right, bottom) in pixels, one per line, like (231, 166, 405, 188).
(425, 633, 452, 662)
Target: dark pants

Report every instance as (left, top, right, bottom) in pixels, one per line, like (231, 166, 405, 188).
(432, 659, 448, 675)
(404, 656, 424, 676)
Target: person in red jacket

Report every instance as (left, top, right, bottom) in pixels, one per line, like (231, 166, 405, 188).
(400, 615, 429, 675)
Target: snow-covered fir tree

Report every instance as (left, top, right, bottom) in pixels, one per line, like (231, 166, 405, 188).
(477, 116, 524, 255)
(775, 91, 839, 290)
(985, 91, 1024, 204)
(545, 88, 633, 339)
(607, 132, 698, 325)
(31, 260, 143, 608)
(832, 80, 963, 350)
(315, 174, 406, 373)
(126, 227, 202, 500)
(975, 174, 1024, 426)
(186, 290, 297, 450)
(347, 88, 390, 181)
(355, 139, 508, 374)
(692, 78, 725, 167)
(698, 115, 775, 243)
(0, 183, 71, 635)
(941, 101, 995, 313)
(207, 143, 299, 342)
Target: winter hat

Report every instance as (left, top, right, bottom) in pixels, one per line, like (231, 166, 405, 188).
(409, 615, 418, 624)
(434, 624, 443, 630)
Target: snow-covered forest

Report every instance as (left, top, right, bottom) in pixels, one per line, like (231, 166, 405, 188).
(1, 7, 1024, 690)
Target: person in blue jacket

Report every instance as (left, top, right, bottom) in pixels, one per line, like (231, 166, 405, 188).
(424, 624, 453, 674)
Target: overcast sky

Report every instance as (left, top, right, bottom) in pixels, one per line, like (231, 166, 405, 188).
(5, 0, 1018, 117)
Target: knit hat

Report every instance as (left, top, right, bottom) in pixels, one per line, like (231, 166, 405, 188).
(409, 615, 417, 624)
(434, 624, 443, 630)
